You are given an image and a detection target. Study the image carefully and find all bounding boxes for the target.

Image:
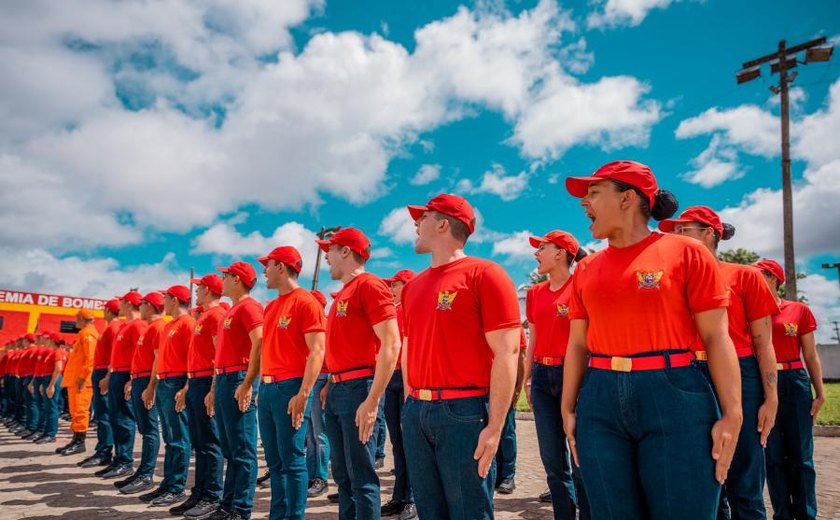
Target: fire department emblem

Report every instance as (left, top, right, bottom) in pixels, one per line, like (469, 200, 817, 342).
(223, 317, 233, 329)
(436, 291, 457, 311)
(335, 301, 348, 317)
(636, 270, 664, 290)
(168, 329, 176, 338)
(194, 324, 203, 336)
(278, 316, 292, 329)
(784, 323, 798, 337)
(556, 304, 569, 317)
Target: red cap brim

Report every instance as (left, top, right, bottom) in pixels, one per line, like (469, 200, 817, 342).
(565, 176, 601, 198)
(216, 266, 230, 274)
(657, 218, 692, 233)
(190, 278, 203, 285)
(257, 256, 270, 266)
(529, 236, 545, 248)
(315, 239, 331, 254)
(407, 205, 428, 222)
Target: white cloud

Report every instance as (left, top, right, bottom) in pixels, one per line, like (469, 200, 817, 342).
(411, 164, 441, 185)
(587, 0, 684, 29)
(675, 105, 779, 158)
(378, 207, 417, 245)
(456, 164, 530, 201)
(680, 134, 744, 188)
(491, 230, 535, 260)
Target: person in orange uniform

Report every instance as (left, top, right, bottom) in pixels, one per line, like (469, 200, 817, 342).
(755, 259, 823, 520)
(317, 227, 400, 519)
(661, 206, 779, 520)
(211, 261, 264, 520)
(115, 291, 165, 496)
(174, 274, 226, 520)
(257, 245, 326, 520)
(401, 194, 521, 520)
(561, 161, 743, 519)
(79, 298, 122, 468)
(523, 230, 588, 520)
(55, 310, 98, 453)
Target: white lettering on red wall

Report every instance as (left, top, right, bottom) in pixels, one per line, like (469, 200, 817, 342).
(0, 289, 105, 310)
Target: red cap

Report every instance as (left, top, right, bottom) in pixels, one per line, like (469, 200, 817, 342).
(192, 305, 204, 314)
(310, 290, 327, 308)
(142, 291, 165, 311)
(217, 261, 257, 289)
(49, 332, 63, 343)
(219, 301, 231, 310)
(407, 194, 476, 234)
(755, 259, 785, 284)
(316, 228, 371, 260)
(258, 246, 304, 273)
(104, 298, 121, 314)
(658, 206, 723, 237)
(529, 230, 580, 257)
(566, 160, 658, 208)
(165, 285, 192, 304)
(24, 333, 36, 342)
(121, 290, 143, 307)
(191, 274, 223, 296)
(385, 269, 416, 285)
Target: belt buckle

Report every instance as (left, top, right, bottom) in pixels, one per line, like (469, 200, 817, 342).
(776, 363, 784, 370)
(610, 356, 632, 372)
(262, 375, 272, 383)
(328, 374, 337, 384)
(695, 351, 708, 361)
(417, 389, 433, 401)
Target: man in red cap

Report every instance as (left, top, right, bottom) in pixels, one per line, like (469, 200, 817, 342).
(401, 194, 521, 519)
(116, 292, 165, 495)
(305, 289, 331, 500)
(257, 246, 326, 519)
(210, 261, 264, 520)
(80, 298, 122, 468)
(54, 310, 98, 452)
(175, 274, 226, 519)
(316, 227, 400, 519)
(98, 291, 148, 480)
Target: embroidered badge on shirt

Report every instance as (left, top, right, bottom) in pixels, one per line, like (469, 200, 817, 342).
(223, 317, 233, 329)
(194, 324, 203, 336)
(636, 270, 664, 290)
(556, 304, 569, 318)
(278, 316, 291, 329)
(335, 301, 348, 317)
(784, 323, 798, 336)
(168, 329, 176, 338)
(436, 291, 457, 311)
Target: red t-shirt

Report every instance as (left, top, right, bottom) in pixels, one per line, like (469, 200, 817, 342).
(771, 299, 817, 363)
(402, 257, 521, 390)
(21, 347, 38, 376)
(158, 314, 196, 376)
(262, 288, 326, 380)
(569, 233, 729, 356)
(110, 319, 148, 372)
(526, 277, 574, 360)
(189, 305, 225, 374)
(326, 273, 396, 374)
(130, 318, 164, 375)
(715, 263, 780, 354)
(215, 297, 264, 370)
(95, 320, 124, 368)
(395, 303, 406, 370)
(34, 347, 53, 376)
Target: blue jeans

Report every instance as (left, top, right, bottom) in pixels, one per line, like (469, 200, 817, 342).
(531, 364, 586, 520)
(186, 376, 223, 502)
(306, 374, 330, 482)
(108, 371, 136, 467)
(726, 356, 767, 520)
(15, 377, 26, 423)
(215, 370, 259, 517)
(41, 376, 61, 437)
(157, 376, 191, 493)
(35, 376, 49, 433)
(765, 368, 817, 520)
(91, 368, 113, 457)
(131, 377, 160, 477)
(324, 377, 380, 520)
(24, 376, 39, 431)
(383, 370, 412, 502)
(495, 407, 517, 484)
(375, 397, 386, 460)
(576, 358, 722, 520)
(258, 378, 311, 520)
(402, 395, 495, 520)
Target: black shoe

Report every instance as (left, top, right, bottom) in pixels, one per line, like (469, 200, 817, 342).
(256, 470, 270, 487)
(22, 431, 41, 440)
(375, 456, 385, 469)
(381, 499, 408, 516)
(169, 494, 201, 515)
(115, 472, 140, 488)
(539, 488, 552, 503)
(399, 503, 418, 520)
(189, 504, 224, 520)
(138, 486, 165, 502)
(307, 478, 328, 498)
(327, 492, 339, 504)
(100, 465, 133, 479)
(60, 440, 86, 456)
(150, 491, 185, 507)
(16, 428, 33, 437)
(120, 475, 154, 495)
(34, 435, 56, 444)
(227, 511, 245, 520)
(94, 464, 117, 477)
(80, 454, 112, 468)
(496, 478, 515, 495)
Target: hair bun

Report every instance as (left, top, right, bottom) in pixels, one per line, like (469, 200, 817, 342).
(651, 189, 679, 220)
(574, 248, 589, 262)
(721, 223, 736, 240)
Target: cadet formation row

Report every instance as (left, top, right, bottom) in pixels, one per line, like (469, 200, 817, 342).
(0, 160, 826, 520)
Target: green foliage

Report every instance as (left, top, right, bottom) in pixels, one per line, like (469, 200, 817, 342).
(718, 248, 760, 265)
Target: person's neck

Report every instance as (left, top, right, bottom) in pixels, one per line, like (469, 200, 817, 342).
(230, 291, 251, 305)
(430, 244, 466, 268)
(124, 310, 140, 321)
(607, 223, 651, 248)
(340, 265, 366, 285)
(277, 277, 300, 296)
(547, 268, 571, 290)
(204, 298, 220, 309)
(170, 308, 187, 320)
(147, 314, 161, 322)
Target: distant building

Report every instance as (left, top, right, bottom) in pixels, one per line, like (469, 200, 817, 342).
(0, 288, 107, 344)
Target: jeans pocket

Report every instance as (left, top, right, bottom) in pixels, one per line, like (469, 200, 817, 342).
(663, 367, 714, 396)
(442, 398, 486, 424)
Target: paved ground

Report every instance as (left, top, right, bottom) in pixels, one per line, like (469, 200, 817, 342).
(1, 419, 838, 519)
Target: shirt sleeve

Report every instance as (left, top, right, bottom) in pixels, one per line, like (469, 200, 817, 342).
(80, 330, 97, 380)
(568, 264, 589, 320)
(299, 295, 327, 334)
(525, 286, 535, 324)
(361, 277, 397, 327)
(742, 266, 781, 322)
(799, 304, 818, 335)
(241, 301, 265, 333)
(684, 242, 729, 314)
(478, 263, 522, 333)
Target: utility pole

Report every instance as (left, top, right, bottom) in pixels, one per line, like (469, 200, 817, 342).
(311, 226, 342, 291)
(821, 262, 840, 290)
(832, 321, 840, 345)
(736, 37, 834, 300)
(189, 267, 195, 307)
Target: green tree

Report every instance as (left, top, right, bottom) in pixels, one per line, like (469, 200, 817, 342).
(719, 248, 807, 302)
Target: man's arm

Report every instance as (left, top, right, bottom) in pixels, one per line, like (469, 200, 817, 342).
(800, 332, 825, 424)
(288, 331, 326, 429)
(750, 315, 778, 447)
(235, 326, 263, 413)
(355, 318, 400, 443)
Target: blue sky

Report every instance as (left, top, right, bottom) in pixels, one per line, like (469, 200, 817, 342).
(1, 0, 839, 341)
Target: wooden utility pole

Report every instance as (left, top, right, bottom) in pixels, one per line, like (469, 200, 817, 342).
(311, 226, 342, 291)
(737, 37, 833, 300)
